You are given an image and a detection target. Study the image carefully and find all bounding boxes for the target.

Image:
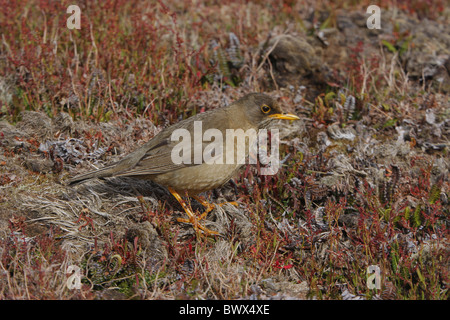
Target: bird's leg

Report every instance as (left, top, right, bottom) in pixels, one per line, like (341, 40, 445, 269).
(193, 195, 238, 220)
(192, 195, 215, 220)
(168, 187, 219, 236)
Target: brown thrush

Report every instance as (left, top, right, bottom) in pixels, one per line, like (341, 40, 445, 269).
(69, 93, 299, 236)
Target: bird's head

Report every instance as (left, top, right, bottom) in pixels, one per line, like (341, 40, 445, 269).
(238, 93, 300, 128)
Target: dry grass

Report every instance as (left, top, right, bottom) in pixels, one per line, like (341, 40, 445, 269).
(0, 0, 449, 300)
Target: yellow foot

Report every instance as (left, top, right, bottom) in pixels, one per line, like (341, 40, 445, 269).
(168, 188, 219, 237)
(193, 196, 238, 220)
(176, 216, 219, 236)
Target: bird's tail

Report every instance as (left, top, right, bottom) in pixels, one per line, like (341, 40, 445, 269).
(68, 165, 117, 185)
(68, 144, 148, 185)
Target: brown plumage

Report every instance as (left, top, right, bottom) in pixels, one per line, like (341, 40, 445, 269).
(69, 93, 299, 236)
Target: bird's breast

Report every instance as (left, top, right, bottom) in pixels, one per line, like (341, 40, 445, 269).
(151, 162, 242, 195)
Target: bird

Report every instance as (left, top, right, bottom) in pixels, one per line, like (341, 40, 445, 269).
(69, 93, 300, 236)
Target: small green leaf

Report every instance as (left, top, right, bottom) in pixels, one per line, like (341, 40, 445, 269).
(381, 40, 397, 53)
(390, 243, 399, 272)
(413, 205, 422, 227)
(381, 207, 392, 222)
(102, 110, 113, 122)
(416, 268, 427, 289)
(319, 16, 332, 30)
(382, 118, 397, 128)
(404, 206, 410, 220)
(428, 184, 441, 204)
(324, 92, 335, 107)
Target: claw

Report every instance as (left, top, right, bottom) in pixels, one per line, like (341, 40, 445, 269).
(169, 188, 219, 237)
(193, 196, 238, 219)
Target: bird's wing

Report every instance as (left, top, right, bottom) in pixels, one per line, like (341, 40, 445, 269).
(69, 107, 233, 183)
(115, 109, 229, 177)
(114, 140, 194, 176)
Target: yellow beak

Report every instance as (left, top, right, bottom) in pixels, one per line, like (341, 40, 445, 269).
(269, 113, 300, 120)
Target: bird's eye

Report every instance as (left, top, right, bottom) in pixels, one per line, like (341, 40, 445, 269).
(261, 104, 271, 113)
